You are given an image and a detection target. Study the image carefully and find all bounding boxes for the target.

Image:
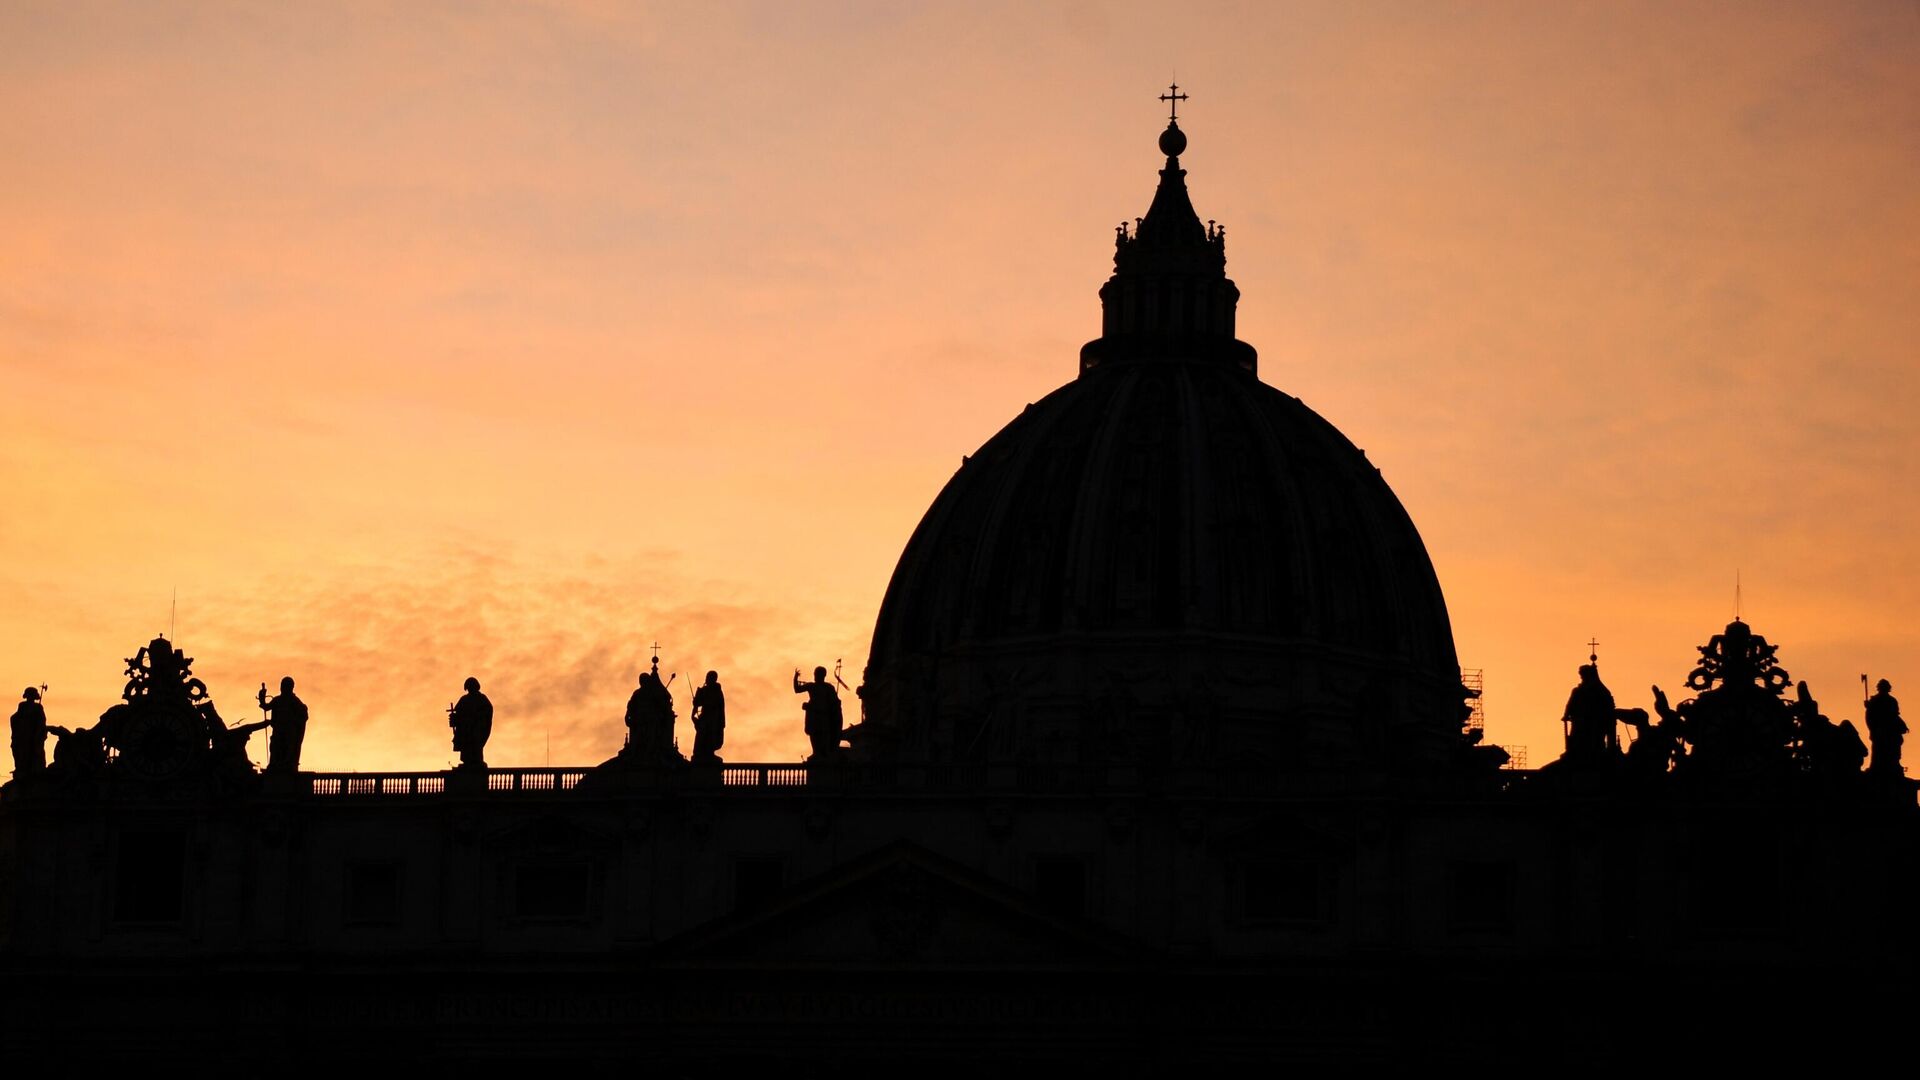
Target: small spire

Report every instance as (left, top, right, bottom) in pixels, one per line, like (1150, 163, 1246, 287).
(1078, 85, 1257, 377)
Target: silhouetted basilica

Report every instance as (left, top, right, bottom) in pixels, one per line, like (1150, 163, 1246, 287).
(3, 102, 1914, 1070)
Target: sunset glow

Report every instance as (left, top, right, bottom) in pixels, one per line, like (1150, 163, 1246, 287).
(4, 2, 1917, 771)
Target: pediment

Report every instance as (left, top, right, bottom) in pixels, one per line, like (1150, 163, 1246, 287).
(656, 841, 1147, 969)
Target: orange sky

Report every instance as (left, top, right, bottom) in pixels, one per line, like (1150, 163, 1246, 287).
(4, 1, 1917, 772)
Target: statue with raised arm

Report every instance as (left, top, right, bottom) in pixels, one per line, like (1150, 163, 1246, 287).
(44, 721, 107, 779)
(211, 715, 271, 778)
(1618, 707, 1673, 778)
(1796, 681, 1868, 785)
(795, 665, 843, 761)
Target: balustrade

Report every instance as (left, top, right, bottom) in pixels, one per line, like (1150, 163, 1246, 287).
(296, 763, 1525, 797)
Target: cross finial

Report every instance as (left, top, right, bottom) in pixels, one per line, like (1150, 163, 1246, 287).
(1587, 637, 1601, 665)
(1159, 82, 1188, 123)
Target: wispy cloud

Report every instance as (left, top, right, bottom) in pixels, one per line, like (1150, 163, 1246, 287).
(164, 543, 859, 770)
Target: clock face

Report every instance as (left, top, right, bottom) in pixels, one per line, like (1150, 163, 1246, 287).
(118, 704, 205, 779)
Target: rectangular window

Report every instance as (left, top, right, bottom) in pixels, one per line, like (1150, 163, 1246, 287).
(512, 861, 595, 922)
(113, 829, 186, 925)
(344, 861, 402, 927)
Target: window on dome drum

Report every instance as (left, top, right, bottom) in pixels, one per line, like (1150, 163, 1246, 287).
(1446, 859, 1516, 935)
(1237, 859, 1332, 926)
(1033, 856, 1088, 918)
(343, 860, 403, 927)
(734, 856, 785, 913)
(111, 827, 186, 925)
(510, 860, 597, 922)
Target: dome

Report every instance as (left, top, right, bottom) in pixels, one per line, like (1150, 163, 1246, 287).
(858, 113, 1464, 772)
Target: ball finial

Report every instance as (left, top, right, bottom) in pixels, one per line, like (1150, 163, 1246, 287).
(1159, 122, 1187, 158)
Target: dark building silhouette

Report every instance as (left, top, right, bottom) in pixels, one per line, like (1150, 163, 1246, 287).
(2, 101, 1915, 1070)
(860, 110, 1458, 774)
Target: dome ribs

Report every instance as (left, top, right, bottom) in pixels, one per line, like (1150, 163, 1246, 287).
(976, 383, 1103, 637)
(865, 362, 1463, 768)
(1226, 375, 1312, 638)
(1173, 369, 1209, 629)
(1059, 369, 1143, 631)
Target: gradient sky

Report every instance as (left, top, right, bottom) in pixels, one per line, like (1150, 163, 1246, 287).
(3, 1, 1917, 772)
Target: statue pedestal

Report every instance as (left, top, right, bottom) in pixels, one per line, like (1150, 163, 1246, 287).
(261, 773, 305, 797)
(445, 768, 489, 795)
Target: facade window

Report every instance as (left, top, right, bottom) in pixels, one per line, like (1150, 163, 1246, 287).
(1033, 856, 1088, 918)
(113, 829, 186, 925)
(1240, 860, 1330, 925)
(734, 857, 785, 912)
(1447, 860, 1516, 934)
(344, 861, 402, 927)
(512, 860, 596, 922)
